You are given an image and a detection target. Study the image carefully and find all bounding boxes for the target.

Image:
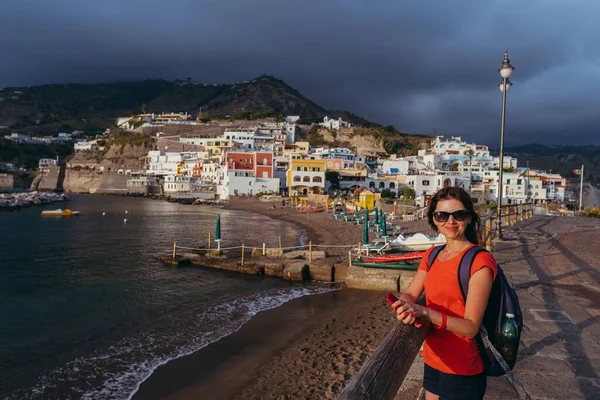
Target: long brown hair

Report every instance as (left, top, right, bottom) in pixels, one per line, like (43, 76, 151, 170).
(427, 187, 480, 245)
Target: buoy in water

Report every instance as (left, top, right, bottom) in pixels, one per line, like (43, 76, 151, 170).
(102, 212, 106, 216)
(124, 218, 128, 224)
(125, 210, 128, 214)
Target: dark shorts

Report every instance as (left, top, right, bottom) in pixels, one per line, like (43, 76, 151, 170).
(423, 363, 486, 400)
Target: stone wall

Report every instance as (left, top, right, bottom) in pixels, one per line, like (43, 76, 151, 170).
(63, 168, 103, 193)
(31, 166, 63, 192)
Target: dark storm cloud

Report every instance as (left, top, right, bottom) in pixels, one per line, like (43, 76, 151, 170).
(1, 0, 600, 145)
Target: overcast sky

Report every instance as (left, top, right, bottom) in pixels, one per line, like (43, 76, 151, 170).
(2, 0, 599, 146)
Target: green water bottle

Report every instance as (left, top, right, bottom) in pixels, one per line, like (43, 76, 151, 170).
(500, 313, 519, 368)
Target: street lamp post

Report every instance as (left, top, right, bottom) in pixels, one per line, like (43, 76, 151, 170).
(496, 51, 514, 240)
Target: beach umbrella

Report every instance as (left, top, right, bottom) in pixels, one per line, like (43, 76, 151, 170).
(381, 211, 387, 237)
(365, 206, 369, 223)
(393, 201, 397, 214)
(355, 204, 359, 217)
(363, 212, 369, 245)
(215, 214, 221, 241)
(374, 207, 379, 223)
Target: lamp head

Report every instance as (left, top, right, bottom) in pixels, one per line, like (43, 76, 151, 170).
(499, 79, 513, 93)
(499, 50, 515, 79)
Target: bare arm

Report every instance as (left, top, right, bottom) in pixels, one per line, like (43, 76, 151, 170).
(399, 270, 427, 303)
(394, 267, 494, 338)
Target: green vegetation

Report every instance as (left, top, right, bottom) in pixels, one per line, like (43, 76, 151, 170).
(0, 139, 74, 169)
(380, 188, 395, 199)
(108, 130, 153, 148)
(585, 207, 600, 218)
(400, 187, 415, 199)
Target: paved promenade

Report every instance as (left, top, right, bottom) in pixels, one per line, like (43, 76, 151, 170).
(485, 215, 600, 399)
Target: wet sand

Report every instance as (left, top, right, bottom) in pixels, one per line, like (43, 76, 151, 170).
(134, 198, 432, 399)
(133, 289, 421, 400)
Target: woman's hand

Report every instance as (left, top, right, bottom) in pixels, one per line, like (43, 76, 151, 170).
(392, 299, 426, 327)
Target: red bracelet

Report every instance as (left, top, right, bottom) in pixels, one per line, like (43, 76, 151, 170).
(438, 313, 447, 330)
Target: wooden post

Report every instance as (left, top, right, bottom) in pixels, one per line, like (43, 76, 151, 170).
(278, 236, 283, 249)
(241, 243, 245, 266)
(208, 232, 211, 249)
(485, 219, 492, 251)
(338, 299, 430, 400)
(348, 250, 352, 268)
(309, 241, 312, 264)
(172, 241, 177, 259)
(262, 243, 266, 256)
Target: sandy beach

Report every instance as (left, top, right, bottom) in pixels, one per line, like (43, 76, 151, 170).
(134, 198, 432, 400)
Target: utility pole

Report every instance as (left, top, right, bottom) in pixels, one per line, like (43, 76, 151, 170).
(526, 160, 530, 203)
(579, 164, 585, 212)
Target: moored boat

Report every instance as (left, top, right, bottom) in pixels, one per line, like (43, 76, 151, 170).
(387, 233, 446, 251)
(352, 260, 419, 270)
(41, 208, 80, 217)
(362, 251, 426, 263)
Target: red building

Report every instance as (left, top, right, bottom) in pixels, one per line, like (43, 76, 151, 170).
(224, 151, 273, 178)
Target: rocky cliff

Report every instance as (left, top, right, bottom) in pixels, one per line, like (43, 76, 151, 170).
(53, 131, 155, 194)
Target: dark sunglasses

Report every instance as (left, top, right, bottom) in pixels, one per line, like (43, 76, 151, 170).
(432, 209, 471, 223)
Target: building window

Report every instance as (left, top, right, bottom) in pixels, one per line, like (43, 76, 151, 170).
(293, 176, 301, 182)
(507, 179, 511, 184)
(303, 167, 308, 171)
(313, 176, 322, 183)
(296, 167, 301, 171)
(423, 180, 430, 186)
(517, 179, 522, 185)
(303, 176, 311, 182)
(327, 162, 332, 167)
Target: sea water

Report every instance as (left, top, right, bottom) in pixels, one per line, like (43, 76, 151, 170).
(0, 195, 333, 399)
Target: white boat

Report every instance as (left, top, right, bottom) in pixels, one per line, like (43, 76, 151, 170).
(387, 233, 446, 251)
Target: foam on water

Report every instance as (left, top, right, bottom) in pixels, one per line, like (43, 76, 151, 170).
(6, 285, 337, 400)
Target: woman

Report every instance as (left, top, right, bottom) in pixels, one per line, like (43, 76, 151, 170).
(392, 187, 497, 400)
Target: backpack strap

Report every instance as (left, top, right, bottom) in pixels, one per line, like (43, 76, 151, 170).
(426, 245, 445, 271)
(457, 245, 486, 301)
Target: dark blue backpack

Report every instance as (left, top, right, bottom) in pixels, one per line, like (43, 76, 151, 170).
(427, 245, 524, 377)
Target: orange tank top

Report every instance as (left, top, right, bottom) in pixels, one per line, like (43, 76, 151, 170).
(417, 245, 497, 375)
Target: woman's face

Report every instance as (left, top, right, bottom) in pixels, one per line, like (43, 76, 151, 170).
(433, 198, 471, 241)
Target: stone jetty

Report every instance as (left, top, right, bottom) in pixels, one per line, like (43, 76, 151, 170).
(0, 191, 69, 210)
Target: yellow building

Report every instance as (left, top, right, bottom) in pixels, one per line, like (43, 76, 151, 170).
(358, 190, 376, 209)
(287, 158, 326, 196)
(283, 141, 310, 158)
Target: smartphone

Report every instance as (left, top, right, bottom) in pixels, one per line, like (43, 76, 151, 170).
(386, 293, 399, 309)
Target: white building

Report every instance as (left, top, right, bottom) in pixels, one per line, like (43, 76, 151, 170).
(492, 155, 518, 170)
(406, 172, 466, 207)
(223, 127, 257, 150)
(381, 160, 410, 175)
(147, 151, 206, 176)
(74, 139, 98, 151)
(319, 116, 350, 130)
(284, 115, 300, 123)
(39, 158, 58, 167)
(4, 133, 33, 143)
